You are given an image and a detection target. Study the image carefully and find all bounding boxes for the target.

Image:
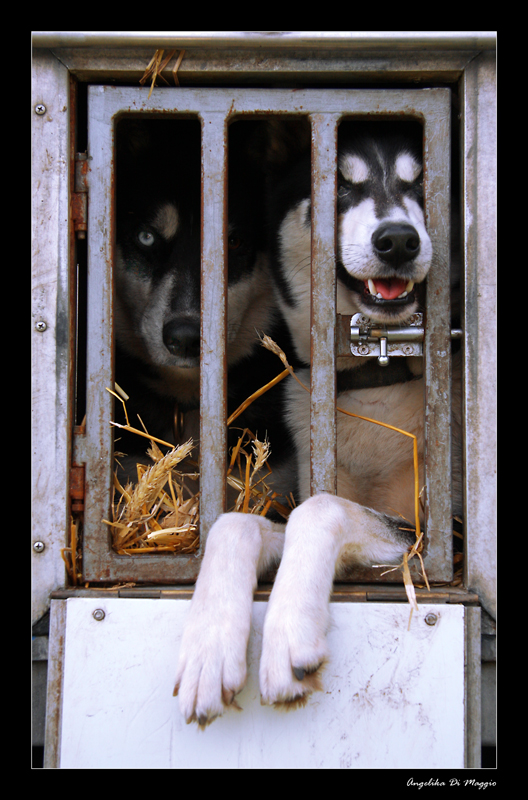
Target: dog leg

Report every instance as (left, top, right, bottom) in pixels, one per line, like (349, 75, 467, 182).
(259, 493, 415, 707)
(174, 512, 284, 726)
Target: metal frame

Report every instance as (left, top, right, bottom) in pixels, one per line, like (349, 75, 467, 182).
(32, 36, 496, 615)
(81, 86, 451, 584)
(32, 31, 495, 772)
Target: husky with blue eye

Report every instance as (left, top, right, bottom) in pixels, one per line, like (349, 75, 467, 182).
(114, 119, 298, 489)
(174, 121, 462, 727)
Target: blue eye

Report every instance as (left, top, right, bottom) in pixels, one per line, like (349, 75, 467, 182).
(137, 229, 155, 247)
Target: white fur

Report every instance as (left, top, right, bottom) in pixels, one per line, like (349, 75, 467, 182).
(339, 154, 369, 184)
(153, 202, 179, 240)
(395, 152, 421, 183)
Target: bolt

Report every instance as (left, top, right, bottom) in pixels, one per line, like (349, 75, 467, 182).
(402, 344, 414, 356)
(357, 345, 370, 356)
(35, 104, 46, 115)
(35, 321, 47, 332)
(33, 541, 45, 553)
(424, 613, 438, 626)
(92, 609, 105, 621)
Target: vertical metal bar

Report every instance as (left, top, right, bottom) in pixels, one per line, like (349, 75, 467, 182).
(43, 599, 67, 768)
(464, 606, 482, 767)
(309, 114, 339, 496)
(85, 87, 115, 574)
(422, 96, 453, 579)
(199, 114, 228, 541)
(461, 53, 497, 619)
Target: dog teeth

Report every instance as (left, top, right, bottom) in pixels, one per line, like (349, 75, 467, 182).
(368, 279, 378, 296)
(397, 280, 415, 299)
(367, 278, 415, 299)
(398, 281, 414, 300)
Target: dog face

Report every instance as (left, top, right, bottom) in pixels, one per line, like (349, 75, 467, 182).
(272, 122, 432, 364)
(115, 120, 271, 397)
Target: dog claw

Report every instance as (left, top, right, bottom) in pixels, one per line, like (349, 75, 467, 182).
(293, 666, 305, 681)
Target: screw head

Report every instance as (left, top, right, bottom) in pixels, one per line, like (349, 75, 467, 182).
(35, 104, 46, 115)
(33, 541, 45, 553)
(92, 609, 105, 621)
(35, 321, 47, 332)
(424, 612, 438, 626)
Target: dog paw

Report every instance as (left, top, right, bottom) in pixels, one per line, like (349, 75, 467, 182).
(174, 609, 249, 727)
(259, 602, 329, 708)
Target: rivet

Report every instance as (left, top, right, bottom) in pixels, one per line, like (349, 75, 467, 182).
(33, 541, 45, 553)
(92, 609, 105, 621)
(35, 321, 47, 332)
(425, 613, 438, 626)
(35, 104, 47, 115)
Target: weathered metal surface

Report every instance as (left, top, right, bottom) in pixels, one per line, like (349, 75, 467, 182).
(199, 114, 228, 537)
(461, 52, 497, 619)
(56, 598, 469, 768)
(31, 50, 71, 624)
(33, 31, 497, 51)
(422, 92, 453, 580)
(309, 114, 338, 495)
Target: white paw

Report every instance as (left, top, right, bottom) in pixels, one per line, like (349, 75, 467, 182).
(259, 598, 329, 708)
(174, 601, 250, 727)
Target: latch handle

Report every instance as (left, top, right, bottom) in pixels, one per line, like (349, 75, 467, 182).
(350, 312, 462, 365)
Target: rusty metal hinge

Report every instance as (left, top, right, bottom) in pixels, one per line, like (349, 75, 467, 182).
(72, 152, 88, 239)
(70, 464, 85, 516)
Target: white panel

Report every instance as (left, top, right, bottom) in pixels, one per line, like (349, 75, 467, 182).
(59, 598, 465, 769)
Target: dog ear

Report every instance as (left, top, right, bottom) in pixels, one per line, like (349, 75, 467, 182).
(264, 118, 311, 168)
(116, 119, 153, 160)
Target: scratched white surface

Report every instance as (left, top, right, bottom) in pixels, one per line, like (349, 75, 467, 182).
(58, 598, 465, 769)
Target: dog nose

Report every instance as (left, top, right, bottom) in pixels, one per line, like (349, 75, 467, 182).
(163, 318, 200, 360)
(372, 222, 420, 266)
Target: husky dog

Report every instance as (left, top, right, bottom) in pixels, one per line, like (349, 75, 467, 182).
(114, 119, 297, 484)
(174, 121, 462, 726)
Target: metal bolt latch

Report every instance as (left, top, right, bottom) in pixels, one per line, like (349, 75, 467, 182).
(33, 541, 45, 553)
(92, 609, 106, 621)
(35, 104, 46, 115)
(350, 312, 463, 366)
(350, 312, 424, 366)
(424, 613, 438, 626)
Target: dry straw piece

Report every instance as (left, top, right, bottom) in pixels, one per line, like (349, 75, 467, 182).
(105, 387, 293, 555)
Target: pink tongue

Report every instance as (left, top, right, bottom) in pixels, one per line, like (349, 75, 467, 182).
(368, 278, 408, 300)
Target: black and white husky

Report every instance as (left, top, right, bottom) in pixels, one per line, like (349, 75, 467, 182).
(174, 121, 462, 726)
(114, 119, 297, 485)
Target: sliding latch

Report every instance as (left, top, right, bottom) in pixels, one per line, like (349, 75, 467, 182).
(350, 313, 424, 366)
(350, 313, 462, 366)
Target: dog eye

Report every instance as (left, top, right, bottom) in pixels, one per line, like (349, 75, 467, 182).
(137, 230, 155, 247)
(337, 185, 351, 199)
(228, 235, 242, 251)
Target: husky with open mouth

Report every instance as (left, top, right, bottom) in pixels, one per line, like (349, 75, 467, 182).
(174, 121, 462, 726)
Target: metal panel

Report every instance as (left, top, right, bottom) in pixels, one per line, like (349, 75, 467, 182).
(56, 597, 467, 769)
(83, 86, 452, 583)
(461, 53, 497, 619)
(31, 50, 72, 623)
